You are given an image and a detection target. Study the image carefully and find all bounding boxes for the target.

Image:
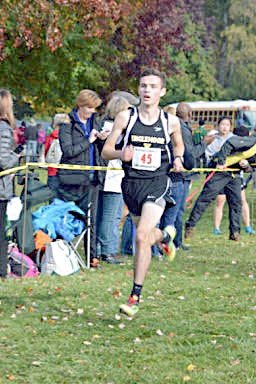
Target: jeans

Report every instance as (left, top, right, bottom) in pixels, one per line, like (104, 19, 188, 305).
(97, 191, 123, 256)
(47, 176, 60, 201)
(26, 140, 37, 162)
(0, 200, 8, 277)
(161, 179, 190, 248)
(121, 214, 135, 256)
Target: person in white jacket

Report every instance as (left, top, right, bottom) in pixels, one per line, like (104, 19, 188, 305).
(97, 96, 130, 264)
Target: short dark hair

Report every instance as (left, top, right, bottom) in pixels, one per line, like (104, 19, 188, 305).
(139, 68, 166, 88)
(217, 116, 232, 126)
(176, 102, 192, 120)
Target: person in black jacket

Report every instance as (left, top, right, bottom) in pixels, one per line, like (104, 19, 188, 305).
(58, 89, 107, 268)
(185, 117, 256, 241)
(161, 102, 213, 250)
(0, 89, 19, 277)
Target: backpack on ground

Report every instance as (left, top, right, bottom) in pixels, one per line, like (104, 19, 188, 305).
(45, 139, 62, 164)
(8, 245, 39, 278)
(40, 239, 80, 276)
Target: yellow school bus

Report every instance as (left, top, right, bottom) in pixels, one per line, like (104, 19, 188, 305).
(167, 100, 256, 132)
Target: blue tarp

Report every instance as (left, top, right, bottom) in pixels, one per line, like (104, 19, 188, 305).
(32, 198, 85, 241)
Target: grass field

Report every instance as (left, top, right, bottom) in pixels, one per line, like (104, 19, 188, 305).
(1, 177, 256, 383)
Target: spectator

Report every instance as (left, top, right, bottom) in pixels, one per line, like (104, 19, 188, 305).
(96, 95, 131, 264)
(45, 113, 69, 195)
(161, 102, 212, 251)
(185, 116, 254, 242)
(0, 89, 19, 278)
(36, 123, 46, 161)
(25, 118, 38, 162)
(193, 118, 207, 145)
(213, 124, 255, 235)
(57, 89, 105, 268)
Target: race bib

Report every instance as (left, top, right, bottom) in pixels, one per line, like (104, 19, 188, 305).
(132, 146, 161, 171)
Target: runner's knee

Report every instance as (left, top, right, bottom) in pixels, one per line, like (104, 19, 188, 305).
(136, 228, 150, 246)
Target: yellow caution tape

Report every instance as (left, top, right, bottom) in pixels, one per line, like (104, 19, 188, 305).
(0, 160, 252, 179)
(0, 165, 27, 177)
(27, 162, 123, 171)
(30, 162, 241, 172)
(225, 144, 256, 166)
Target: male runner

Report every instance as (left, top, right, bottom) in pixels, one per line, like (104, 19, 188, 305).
(102, 68, 184, 316)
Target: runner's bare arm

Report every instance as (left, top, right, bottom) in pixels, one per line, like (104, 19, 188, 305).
(168, 114, 184, 171)
(102, 110, 130, 160)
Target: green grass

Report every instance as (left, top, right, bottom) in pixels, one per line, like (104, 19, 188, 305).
(1, 179, 256, 383)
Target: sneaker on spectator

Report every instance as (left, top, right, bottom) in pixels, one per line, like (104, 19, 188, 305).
(184, 224, 194, 239)
(213, 228, 222, 235)
(120, 295, 139, 317)
(90, 258, 100, 268)
(229, 232, 240, 241)
(244, 226, 255, 235)
(179, 243, 190, 251)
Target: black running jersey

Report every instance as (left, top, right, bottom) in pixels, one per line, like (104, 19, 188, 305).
(122, 107, 171, 179)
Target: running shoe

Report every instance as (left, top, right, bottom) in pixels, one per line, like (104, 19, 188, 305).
(184, 224, 194, 239)
(244, 226, 255, 235)
(161, 225, 176, 262)
(213, 228, 222, 235)
(229, 232, 240, 241)
(119, 295, 139, 317)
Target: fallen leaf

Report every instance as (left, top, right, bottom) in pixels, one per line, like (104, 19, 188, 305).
(83, 341, 91, 345)
(168, 332, 176, 338)
(230, 359, 240, 366)
(112, 290, 122, 298)
(92, 334, 100, 339)
(60, 308, 72, 313)
(6, 374, 15, 381)
(187, 363, 196, 371)
(28, 307, 35, 313)
(183, 376, 191, 382)
(32, 361, 41, 366)
(77, 308, 84, 315)
(119, 323, 126, 329)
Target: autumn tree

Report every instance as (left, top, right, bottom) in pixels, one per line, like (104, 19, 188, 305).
(0, 0, 132, 113)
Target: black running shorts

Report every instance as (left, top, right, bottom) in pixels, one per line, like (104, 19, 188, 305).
(121, 175, 170, 216)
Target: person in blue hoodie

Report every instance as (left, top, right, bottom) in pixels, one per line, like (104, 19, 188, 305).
(58, 89, 107, 268)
